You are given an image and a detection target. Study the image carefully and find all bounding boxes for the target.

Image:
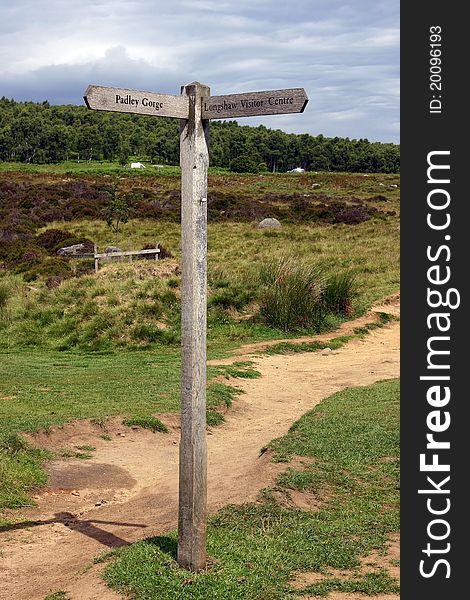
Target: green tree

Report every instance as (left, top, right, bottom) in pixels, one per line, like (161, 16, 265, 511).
(117, 140, 130, 167)
(229, 154, 258, 173)
(106, 194, 131, 244)
(0, 97, 400, 173)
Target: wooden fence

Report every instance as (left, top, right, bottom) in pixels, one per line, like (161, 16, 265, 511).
(69, 247, 161, 272)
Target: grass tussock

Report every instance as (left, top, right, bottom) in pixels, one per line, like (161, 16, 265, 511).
(322, 271, 357, 316)
(259, 257, 325, 331)
(258, 256, 356, 331)
(122, 416, 169, 434)
(0, 433, 52, 508)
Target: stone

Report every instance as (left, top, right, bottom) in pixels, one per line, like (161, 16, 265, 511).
(258, 217, 282, 229)
(57, 243, 85, 256)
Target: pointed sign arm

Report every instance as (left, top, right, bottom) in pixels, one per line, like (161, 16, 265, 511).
(201, 87, 308, 119)
(84, 84, 190, 119)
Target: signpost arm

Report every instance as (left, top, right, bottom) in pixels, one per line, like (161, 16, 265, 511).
(177, 81, 210, 572)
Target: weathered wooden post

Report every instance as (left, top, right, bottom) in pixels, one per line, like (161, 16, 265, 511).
(94, 242, 99, 273)
(83, 81, 308, 573)
(177, 81, 210, 571)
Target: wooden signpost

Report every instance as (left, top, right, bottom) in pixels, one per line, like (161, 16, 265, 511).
(84, 81, 308, 572)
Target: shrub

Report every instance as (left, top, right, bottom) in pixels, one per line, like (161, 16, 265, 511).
(258, 257, 327, 331)
(328, 202, 375, 224)
(36, 229, 76, 252)
(36, 229, 95, 255)
(22, 257, 71, 282)
(0, 239, 34, 263)
(366, 194, 388, 202)
(21, 248, 45, 264)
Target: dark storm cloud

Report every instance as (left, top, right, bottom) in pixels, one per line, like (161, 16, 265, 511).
(0, 47, 184, 105)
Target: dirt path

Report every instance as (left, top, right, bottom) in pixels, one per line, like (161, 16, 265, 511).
(0, 298, 399, 600)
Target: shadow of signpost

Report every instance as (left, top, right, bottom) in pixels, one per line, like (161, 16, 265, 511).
(0, 512, 148, 548)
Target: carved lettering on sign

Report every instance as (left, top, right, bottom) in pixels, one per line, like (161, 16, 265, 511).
(84, 85, 308, 120)
(201, 89, 308, 119)
(84, 85, 189, 118)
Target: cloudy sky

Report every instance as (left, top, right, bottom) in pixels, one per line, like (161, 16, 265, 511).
(0, 0, 399, 143)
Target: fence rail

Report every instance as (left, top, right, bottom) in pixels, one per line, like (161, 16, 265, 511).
(67, 247, 161, 272)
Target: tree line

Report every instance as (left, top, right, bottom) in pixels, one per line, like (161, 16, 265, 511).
(0, 97, 399, 173)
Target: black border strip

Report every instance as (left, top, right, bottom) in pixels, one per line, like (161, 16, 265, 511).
(401, 4, 466, 598)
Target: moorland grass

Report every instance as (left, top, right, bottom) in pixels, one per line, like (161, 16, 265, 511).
(37, 217, 399, 310)
(258, 257, 357, 331)
(1, 215, 399, 352)
(0, 163, 400, 196)
(102, 379, 400, 600)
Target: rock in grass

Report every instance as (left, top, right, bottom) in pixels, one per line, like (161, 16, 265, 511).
(258, 218, 282, 229)
(57, 243, 86, 256)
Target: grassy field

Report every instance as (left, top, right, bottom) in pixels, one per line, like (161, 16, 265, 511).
(0, 316, 390, 511)
(1, 217, 399, 353)
(43, 217, 399, 308)
(0, 160, 183, 176)
(0, 351, 259, 437)
(0, 168, 399, 513)
(1, 168, 399, 351)
(100, 379, 400, 599)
